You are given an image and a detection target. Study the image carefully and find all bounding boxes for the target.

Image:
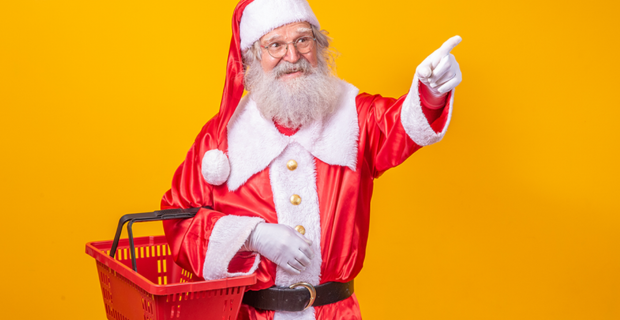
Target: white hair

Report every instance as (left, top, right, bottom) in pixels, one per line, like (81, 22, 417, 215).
(242, 26, 340, 128)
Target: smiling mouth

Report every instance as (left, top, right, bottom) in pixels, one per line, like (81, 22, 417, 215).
(277, 69, 303, 79)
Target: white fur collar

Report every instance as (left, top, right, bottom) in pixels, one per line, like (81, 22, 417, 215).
(226, 80, 359, 191)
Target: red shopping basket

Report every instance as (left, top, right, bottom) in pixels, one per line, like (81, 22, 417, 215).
(85, 208, 256, 320)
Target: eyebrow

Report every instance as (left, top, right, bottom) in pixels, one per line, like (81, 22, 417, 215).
(296, 27, 313, 34)
(263, 33, 282, 44)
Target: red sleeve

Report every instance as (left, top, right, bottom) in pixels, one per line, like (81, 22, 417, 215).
(419, 80, 449, 129)
(160, 116, 227, 279)
(356, 93, 422, 178)
(356, 81, 453, 177)
(162, 208, 225, 278)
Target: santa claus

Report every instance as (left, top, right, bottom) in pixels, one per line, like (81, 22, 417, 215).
(161, 0, 462, 319)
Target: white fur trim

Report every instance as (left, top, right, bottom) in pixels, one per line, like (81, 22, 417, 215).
(227, 80, 359, 191)
(202, 215, 264, 280)
(274, 308, 315, 320)
(201, 149, 230, 186)
(270, 144, 321, 320)
(240, 0, 320, 50)
(269, 143, 322, 287)
(400, 75, 453, 146)
(305, 81, 359, 171)
(227, 96, 290, 191)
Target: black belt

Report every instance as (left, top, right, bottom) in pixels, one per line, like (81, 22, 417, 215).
(242, 280, 354, 312)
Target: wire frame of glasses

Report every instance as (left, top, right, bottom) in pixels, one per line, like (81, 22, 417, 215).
(262, 36, 316, 59)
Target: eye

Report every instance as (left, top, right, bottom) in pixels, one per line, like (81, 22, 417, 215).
(268, 42, 283, 49)
(297, 37, 309, 43)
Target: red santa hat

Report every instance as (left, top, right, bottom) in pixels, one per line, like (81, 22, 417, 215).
(240, 0, 320, 50)
(201, 0, 320, 186)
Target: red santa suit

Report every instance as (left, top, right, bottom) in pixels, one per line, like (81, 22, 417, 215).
(160, 1, 454, 319)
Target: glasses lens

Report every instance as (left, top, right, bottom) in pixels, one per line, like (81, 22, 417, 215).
(268, 44, 287, 58)
(296, 37, 314, 53)
(266, 37, 314, 58)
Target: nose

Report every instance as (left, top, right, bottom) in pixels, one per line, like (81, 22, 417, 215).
(281, 43, 301, 63)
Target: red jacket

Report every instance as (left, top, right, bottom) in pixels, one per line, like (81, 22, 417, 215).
(161, 78, 453, 320)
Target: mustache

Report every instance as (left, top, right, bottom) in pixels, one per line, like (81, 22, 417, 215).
(272, 59, 314, 78)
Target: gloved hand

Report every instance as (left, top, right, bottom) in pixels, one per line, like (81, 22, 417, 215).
(416, 35, 463, 95)
(243, 222, 314, 275)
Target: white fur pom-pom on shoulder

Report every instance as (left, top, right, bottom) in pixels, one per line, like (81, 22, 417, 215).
(201, 149, 230, 186)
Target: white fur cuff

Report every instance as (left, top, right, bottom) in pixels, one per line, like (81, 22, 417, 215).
(400, 75, 453, 146)
(201, 149, 230, 186)
(240, 0, 320, 50)
(202, 215, 264, 280)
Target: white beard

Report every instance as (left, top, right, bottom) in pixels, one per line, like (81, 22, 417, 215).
(244, 56, 340, 129)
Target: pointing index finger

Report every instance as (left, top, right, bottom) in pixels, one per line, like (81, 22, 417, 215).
(436, 35, 462, 57)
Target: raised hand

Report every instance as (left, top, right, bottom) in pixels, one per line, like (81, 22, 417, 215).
(416, 35, 463, 95)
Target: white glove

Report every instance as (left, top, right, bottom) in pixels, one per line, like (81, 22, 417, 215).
(243, 222, 314, 275)
(416, 35, 463, 95)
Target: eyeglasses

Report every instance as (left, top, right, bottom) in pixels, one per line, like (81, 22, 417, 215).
(262, 33, 316, 59)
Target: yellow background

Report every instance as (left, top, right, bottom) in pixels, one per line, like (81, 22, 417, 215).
(1, 0, 619, 319)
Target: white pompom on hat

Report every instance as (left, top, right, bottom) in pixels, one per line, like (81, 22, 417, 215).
(240, 0, 320, 50)
(201, 149, 231, 186)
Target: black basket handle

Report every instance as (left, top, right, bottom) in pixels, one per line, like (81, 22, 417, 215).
(109, 207, 210, 272)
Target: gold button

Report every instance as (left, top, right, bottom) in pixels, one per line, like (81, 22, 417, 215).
(290, 194, 301, 205)
(294, 225, 306, 235)
(287, 160, 298, 171)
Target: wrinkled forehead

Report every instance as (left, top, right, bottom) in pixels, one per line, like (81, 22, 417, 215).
(259, 21, 313, 44)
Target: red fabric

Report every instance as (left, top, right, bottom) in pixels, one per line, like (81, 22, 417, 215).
(160, 1, 452, 318)
(431, 90, 452, 133)
(274, 121, 300, 136)
(214, 0, 255, 153)
(161, 88, 451, 319)
(162, 208, 225, 278)
(419, 80, 449, 131)
(419, 80, 448, 109)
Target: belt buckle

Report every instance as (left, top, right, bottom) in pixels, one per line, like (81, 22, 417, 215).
(289, 282, 316, 310)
